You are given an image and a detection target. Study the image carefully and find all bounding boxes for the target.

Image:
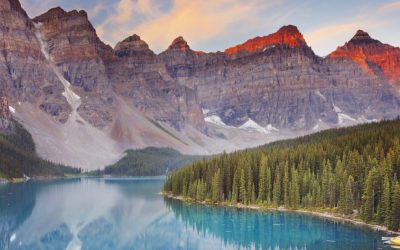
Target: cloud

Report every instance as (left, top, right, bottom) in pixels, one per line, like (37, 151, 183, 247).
(87, 2, 108, 20)
(379, 0, 400, 12)
(304, 11, 391, 57)
(20, 0, 63, 17)
(96, 0, 283, 51)
(305, 21, 372, 56)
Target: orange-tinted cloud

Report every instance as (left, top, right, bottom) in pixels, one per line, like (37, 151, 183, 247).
(96, 0, 282, 51)
(305, 21, 384, 56)
(379, 1, 400, 12)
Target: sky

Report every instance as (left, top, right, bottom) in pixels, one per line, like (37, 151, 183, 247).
(20, 0, 400, 56)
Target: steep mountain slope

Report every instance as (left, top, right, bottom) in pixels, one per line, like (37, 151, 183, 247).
(0, 0, 399, 169)
(0, 0, 70, 121)
(330, 30, 400, 84)
(32, 7, 115, 128)
(0, 97, 79, 179)
(224, 25, 306, 54)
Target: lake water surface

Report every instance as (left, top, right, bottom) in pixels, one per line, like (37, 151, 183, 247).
(0, 177, 390, 249)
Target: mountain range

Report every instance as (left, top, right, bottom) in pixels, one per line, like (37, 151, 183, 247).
(1, 0, 400, 169)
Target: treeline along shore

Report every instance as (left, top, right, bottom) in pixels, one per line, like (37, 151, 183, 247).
(163, 119, 400, 232)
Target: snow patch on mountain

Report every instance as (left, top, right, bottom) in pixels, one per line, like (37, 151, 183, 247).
(315, 90, 327, 101)
(263, 45, 276, 52)
(205, 115, 229, 127)
(332, 103, 358, 125)
(333, 103, 342, 113)
(238, 119, 279, 134)
(338, 113, 356, 124)
(9, 106, 15, 114)
(266, 124, 279, 132)
(358, 115, 378, 123)
(202, 109, 210, 115)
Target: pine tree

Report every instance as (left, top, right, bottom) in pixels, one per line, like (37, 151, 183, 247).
(377, 175, 390, 225)
(266, 167, 272, 204)
(247, 165, 254, 204)
(339, 176, 347, 213)
(231, 169, 239, 203)
(251, 183, 256, 204)
(196, 180, 201, 200)
(290, 167, 300, 209)
(258, 156, 267, 203)
(335, 159, 345, 207)
(322, 159, 330, 207)
(361, 170, 375, 222)
(389, 179, 400, 231)
(182, 176, 188, 197)
(239, 168, 247, 204)
(344, 176, 355, 215)
(211, 169, 221, 202)
(273, 170, 281, 206)
(283, 162, 290, 206)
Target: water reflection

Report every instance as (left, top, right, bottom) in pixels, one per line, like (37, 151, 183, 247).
(0, 178, 387, 250)
(163, 198, 384, 250)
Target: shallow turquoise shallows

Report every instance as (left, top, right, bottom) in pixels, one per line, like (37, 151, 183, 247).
(0, 177, 390, 250)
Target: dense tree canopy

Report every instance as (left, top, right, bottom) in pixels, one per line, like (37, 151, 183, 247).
(101, 147, 204, 176)
(164, 119, 400, 231)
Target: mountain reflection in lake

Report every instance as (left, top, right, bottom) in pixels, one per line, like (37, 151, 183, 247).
(0, 178, 387, 250)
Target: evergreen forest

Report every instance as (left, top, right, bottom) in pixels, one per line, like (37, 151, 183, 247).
(164, 120, 400, 231)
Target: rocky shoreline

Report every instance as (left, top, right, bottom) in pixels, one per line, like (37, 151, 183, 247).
(162, 192, 400, 236)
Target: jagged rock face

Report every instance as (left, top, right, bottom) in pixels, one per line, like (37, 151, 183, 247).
(32, 7, 115, 128)
(114, 34, 155, 58)
(158, 37, 201, 78)
(0, 96, 13, 132)
(0, 0, 70, 123)
(170, 27, 400, 129)
(330, 30, 400, 84)
(188, 45, 327, 128)
(110, 35, 205, 131)
(225, 25, 306, 55)
(0, 96, 10, 119)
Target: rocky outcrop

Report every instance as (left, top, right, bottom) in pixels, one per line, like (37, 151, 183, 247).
(159, 36, 201, 78)
(169, 27, 398, 130)
(32, 7, 115, 128)
(110, 35, 205, 131)
(225, 25, 306, 55)
(0, 96, 13, 132)
(330, 30, 400, 84)
(0, 0, 70, 123)
(114, 34, 155, 58)
(0, 96, 10, 119)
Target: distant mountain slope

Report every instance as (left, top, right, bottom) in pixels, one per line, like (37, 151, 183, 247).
(0, 96, 79, 180)
(0, 120, 80, 180)
(101, 147, 204, 176)
(164, 119, 400, 231)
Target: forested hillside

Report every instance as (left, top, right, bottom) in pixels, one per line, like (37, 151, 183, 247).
(0, 121, 80, 179)
(164, 120, 400, 231)
(101, 147, 204, 176)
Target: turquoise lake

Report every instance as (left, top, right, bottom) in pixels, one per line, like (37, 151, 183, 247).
(0, 177, 390, 250)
